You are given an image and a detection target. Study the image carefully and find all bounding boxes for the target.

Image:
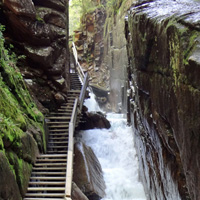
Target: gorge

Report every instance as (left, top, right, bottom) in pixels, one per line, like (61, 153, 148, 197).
(0, 0, 200, 200)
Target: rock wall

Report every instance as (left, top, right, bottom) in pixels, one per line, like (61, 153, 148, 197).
(126, 0, 200, 199)
(0, 0, 69, 199)
(0, 0, 69, 111)
(102, 0, 135, 112)
(74, 0, 134, 112)
(0, 26, 44, 200)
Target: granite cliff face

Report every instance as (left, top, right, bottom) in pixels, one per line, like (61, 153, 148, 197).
(73, 0, 134, 112)
(126, 0, 200, 199)
(0, 0, 69, 111)
(0, 25, 45, 200)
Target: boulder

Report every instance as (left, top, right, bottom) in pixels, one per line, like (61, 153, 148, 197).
(72, 182, 89, 200)
(3, 0, 36, 18)
(73, 142, 106, 200)
(32, 0, 67, 12)
(79, 110, 111, 130)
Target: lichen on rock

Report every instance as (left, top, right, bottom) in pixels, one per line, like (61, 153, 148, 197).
(126, 0, 200, 199)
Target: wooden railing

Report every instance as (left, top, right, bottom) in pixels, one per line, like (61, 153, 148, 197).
(65, 98, 78, 200)
(72, 42, 85, 84)
(65, 72, 89, 200)
(79, 72, 89, 111)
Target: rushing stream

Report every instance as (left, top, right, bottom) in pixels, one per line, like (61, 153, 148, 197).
(80, 94, 146, 200)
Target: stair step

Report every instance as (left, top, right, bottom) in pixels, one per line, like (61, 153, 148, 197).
(49, 129, 68, 132)
(29, 182, 65, 185)
(37, 154, 67, 158)
(47, 151, 68, 154)
(27, 187, 65, 191)
(46, 121, 71, 125)
(25, 193, 65, 197)
(32, 167, 66, 171)
(68, 90, 81, 93)
(34, 163, 67, 167)
(49, 138, 68, 141)
(32, 172, 66, 175)
(47, 146, 68, 149)
(48, 141, 68, 144)
(24, 198, 64, 200)
(30, 177, 65, 180)
(49, 112, 71, 116)
(46, 117, 71, 120)
(57, 109, 73, 112)
(36, 159, 67, 162)
(49, 134, 68, 138)
(48, 125, 69, 128)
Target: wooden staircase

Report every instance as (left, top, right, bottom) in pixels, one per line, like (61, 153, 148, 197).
(23, 74, 84, 200)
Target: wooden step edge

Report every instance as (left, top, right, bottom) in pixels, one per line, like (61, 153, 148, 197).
(24, 198, 64, 200)
(37, 154, 67, 158)
(28, 181, 65, 185)
(30, 177, 66, 180)
(25, 193, 65, 197)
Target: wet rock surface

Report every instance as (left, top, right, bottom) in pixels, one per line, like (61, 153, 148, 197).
(0, 152, 22, 200)
(72, 182, 89, 200)
(0, 0, 69, 110)
(73, 141, 106, 200)
(126, 0, 200, 199)
(79, 106, 111, 130)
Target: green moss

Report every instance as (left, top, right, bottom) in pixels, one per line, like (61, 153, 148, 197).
(0, 25, 45, 153)
(0, 137, 3, 150)
(1, 150, 17, 180)
(183, 31, 199, 65)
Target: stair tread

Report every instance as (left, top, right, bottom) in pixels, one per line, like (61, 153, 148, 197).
(36, 159, 67, 162)
(24, 198, 64, 200)
(48, 141, 68, 144)
(32, 167, 66, 170)
(34, 163, 67, 166)
(49, 129, 68, 132)
(32, 172, 66, 175)
(30, 177, 66, 180)
(37, 154, 67, 158)
(48, 125, 69, 128)
(23, 197, 63, 200)
(48, 145, 68, 147)
(25, 193, 65, 197)
(46, 117, 71, 119)
(29, 182, 65, 185)
(27, 187, 65, 191)
(47, 151, 68, 154)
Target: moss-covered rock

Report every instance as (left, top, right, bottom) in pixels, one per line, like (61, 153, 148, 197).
(0, 151, 21, 200)
(0, 25, 45, 199)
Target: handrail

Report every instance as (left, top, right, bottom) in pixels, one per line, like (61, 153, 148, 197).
(65, 72, 89, 200)
(79, 72, 89, 111)
(72, 42, 85, 84)
(65, 98, 78, 200)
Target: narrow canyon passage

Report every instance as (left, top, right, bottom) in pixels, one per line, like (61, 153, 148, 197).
(79, 94, 146, 200)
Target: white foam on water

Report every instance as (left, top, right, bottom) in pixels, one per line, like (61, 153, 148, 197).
(81, 95, 146, 200)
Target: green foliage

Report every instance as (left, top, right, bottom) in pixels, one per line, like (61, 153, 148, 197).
(69, 0, 103, 35)
(69, 0, 82, 35)
(0, 24, 45, 152)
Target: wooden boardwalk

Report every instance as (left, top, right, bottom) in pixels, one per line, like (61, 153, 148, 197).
(24, 72, 88, 200)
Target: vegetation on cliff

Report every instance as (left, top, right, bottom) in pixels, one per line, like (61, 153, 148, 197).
(0, 25, 45, 199)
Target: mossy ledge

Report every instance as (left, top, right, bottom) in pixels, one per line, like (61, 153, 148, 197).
(0, 25, 45, 200)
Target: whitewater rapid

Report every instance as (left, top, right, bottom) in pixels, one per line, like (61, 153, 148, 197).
(81, 94, 146, 200)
